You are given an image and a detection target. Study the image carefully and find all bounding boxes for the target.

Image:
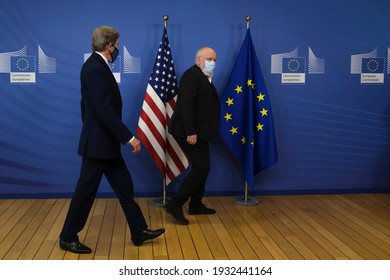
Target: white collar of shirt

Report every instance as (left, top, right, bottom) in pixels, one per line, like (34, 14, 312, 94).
(95, 51, 109, 65)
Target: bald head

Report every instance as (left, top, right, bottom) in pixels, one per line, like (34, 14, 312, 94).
(195, 47, 217, 63)
(195, 47, 217, 77)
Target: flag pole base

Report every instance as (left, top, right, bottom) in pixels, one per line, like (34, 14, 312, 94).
(151, 197, 166, 207)
(233, 196, 259, 206)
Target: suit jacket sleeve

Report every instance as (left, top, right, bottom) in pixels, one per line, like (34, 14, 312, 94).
(177, 69, 199, 136)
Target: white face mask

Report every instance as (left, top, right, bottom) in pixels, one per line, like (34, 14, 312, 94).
(203, 60, 216, 75)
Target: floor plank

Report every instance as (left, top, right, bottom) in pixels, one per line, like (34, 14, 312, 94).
(0, 194, 388, 260)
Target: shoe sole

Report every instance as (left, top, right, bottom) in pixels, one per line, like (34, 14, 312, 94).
(59, 242, 92, 254)
(132, 230, 165, 246)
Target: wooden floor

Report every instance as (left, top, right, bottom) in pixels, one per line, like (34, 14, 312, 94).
(0, 194, 389, 260)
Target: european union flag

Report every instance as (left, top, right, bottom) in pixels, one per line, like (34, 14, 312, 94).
(219, 29, 278, 188)
(282, 57, 306, 73)
(10, 56, 35, 72)
(361, 58, 384, 73)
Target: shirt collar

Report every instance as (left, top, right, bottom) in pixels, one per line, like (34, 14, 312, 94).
(95, 51, 109, 65)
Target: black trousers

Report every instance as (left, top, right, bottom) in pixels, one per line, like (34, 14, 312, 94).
(170, 137, 210, 209)
(60, 157, 147, 242)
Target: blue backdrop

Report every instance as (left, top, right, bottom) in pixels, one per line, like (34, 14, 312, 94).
(1, 0, 389, 198)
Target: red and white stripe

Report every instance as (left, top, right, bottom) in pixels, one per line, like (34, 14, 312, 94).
(137, 84, 188, 185)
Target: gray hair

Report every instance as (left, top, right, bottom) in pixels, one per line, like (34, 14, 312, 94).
(91, 26, 120, 52)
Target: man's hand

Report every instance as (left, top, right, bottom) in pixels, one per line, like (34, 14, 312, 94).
(129, 137, 141, 154)
(187, 134, 197, 145)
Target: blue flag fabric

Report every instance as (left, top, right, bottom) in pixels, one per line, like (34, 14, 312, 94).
(219, 29, 278, 187)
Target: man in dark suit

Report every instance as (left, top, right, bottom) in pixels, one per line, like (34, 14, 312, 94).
(165, 47, 220, 225)
(59, 26, 164, 254)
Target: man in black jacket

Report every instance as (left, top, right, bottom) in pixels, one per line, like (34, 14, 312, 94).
(166, 47, 220, 225)
(59, 26, 164, 254)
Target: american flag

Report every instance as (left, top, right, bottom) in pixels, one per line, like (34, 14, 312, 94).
(137, 28, 188, 185)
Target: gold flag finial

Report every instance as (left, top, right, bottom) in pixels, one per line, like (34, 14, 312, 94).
(246, 16, 251, 29)
(163, 15, 169, 29)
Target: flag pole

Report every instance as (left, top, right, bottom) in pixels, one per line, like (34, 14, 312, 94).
(152, 179, 167, 207)
(151, 177, 167, 207)
(163, 15, 168, 29)
(152, 15, 170, 208)
(246, 15, 251, 29)
(234, 181, 259, 206)
(233, 15, 259, 207)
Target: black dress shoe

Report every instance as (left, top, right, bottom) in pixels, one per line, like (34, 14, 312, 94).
(59, 240, 92, 254)
(164, 203, 189, 225)
(132, 228, 165, 246)
(188, 204, 216, 215)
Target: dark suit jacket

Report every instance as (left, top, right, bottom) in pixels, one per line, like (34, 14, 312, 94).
(169, 65, 220, 142)
(78, 52, 132, 159)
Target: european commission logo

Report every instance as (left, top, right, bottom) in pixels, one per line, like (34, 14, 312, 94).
(271, 47, 325, 84)
(350, 48, 387, 84)
(84, 45, 141, 84)
(0, 45, 56, 84)
(10, 56, 36, 83)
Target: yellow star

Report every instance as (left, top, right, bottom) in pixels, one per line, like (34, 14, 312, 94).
(250, 140, 254, 146)
(257, 123, 264, 131)
(230, 126, 238, 135)
(247, 79, 255, 89)
(257, 93, 265, 102)
(224, 112, 232, 121)
(226, 98, 234, 106)
(234, 85, 243, 94)
(241, 136, 246, 144)
(260, 108, 268, 116)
